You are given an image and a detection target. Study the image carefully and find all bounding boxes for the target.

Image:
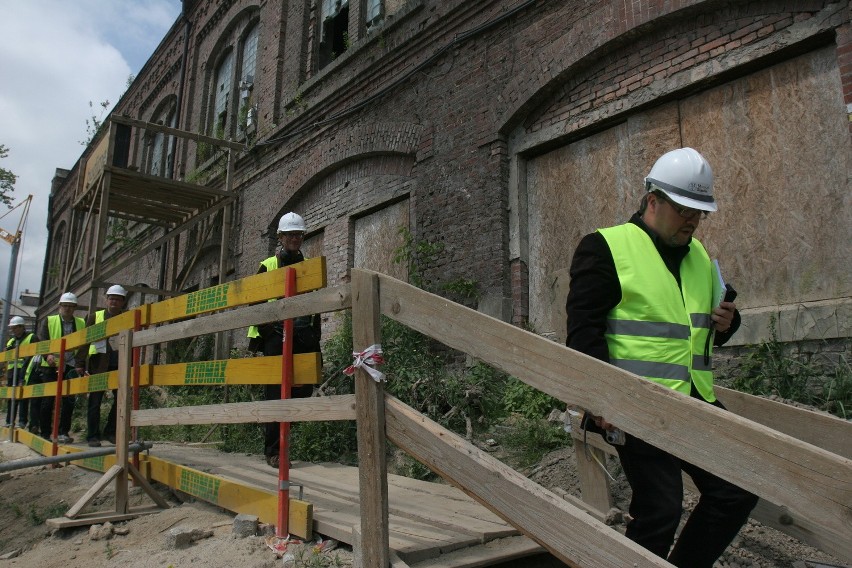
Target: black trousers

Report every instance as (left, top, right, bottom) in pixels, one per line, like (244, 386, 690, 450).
(614, 434, 758, 567)
(32, 366, 78, 438)
(6, 369, 30, 427)
(87, 390, 117, 442)
(261, 331, 318, 458)
(5, 370, 27, 426)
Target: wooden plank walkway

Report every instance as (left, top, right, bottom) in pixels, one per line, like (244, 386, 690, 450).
(148, 444, 544, 566)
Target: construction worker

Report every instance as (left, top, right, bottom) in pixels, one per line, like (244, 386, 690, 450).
(32, 292, 87, 443)
(4, 316, 37, 428)
(248, 212, 321, 468)
(565, 148, 758, 567)
(85, 284, 128, 447)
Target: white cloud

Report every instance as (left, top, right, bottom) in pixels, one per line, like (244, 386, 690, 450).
(0, 0, 180, 307)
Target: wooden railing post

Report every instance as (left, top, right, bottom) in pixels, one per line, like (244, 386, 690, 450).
(115, 329, 133, 513)
(351, 270, 389, 568)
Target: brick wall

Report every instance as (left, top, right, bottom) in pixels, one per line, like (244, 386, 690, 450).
(45, 0, 850, 338)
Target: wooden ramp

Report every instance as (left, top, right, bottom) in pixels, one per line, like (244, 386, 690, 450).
(148, 444, 544, 567)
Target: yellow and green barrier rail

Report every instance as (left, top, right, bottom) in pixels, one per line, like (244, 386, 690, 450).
(1, 256, 326, 401)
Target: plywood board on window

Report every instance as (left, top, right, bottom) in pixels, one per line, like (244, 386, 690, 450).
(680, 46, 851, 306)
(354, 200, 409, 282)
(525, 103, 680, 336)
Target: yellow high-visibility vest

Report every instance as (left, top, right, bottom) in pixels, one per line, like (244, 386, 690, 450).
(599, 223, 715, 401)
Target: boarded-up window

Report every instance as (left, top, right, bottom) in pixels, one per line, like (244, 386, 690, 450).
(525, 46, 850, 335)
(354, 200, 409, 282)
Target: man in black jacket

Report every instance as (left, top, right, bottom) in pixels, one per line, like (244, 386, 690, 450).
(566, 148, 757, 567)
(248, 212, 321, 468)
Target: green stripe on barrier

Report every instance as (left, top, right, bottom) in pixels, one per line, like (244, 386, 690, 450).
(186, 284, 230, 314)
(184, 361, 227, 385)
(86, 321, 108, 343)
(179, 469, 221, 502)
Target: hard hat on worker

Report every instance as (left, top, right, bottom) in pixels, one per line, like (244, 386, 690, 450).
(8, 316, 25, 327)
(59, 292, 78, 305)
(644, 147, 717, 212)
(106, 284, 128, 297)
(277, 212, 306, 234)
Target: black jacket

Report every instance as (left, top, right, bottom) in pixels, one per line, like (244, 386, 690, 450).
(565, 213, 739, 365)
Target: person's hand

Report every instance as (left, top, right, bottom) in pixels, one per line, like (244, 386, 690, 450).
(592, 415, 616, 432)
(712, 301, 736, 332)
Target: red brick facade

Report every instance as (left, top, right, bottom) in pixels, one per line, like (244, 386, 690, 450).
(43, 0, 851, 344)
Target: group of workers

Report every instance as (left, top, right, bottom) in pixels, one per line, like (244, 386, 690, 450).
(3, 284, 128, 447)
(3, 147, 755, 566)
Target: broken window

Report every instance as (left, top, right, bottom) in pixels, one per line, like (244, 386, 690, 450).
(237, 24, 259, 139)
(318, 0, 349, 70)
(366, 0, 382, 29)
(148, 101, 177, 177)
(213, 51, 234, 138)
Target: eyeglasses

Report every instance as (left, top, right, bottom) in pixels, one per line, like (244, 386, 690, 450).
(278, 232, 304, 239)
(654, 192, 708, 220)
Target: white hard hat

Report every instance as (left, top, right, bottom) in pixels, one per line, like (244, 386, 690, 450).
(106, 284, 128, 297)
(59, 292, 78, 305)
(8, 316, 25, 327)
(644, 147, 717, 212)
(277, 212, 306, 233)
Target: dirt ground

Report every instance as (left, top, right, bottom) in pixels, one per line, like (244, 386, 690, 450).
(0, 436, 847, 568)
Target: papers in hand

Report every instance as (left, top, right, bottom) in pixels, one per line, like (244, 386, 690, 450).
(712, 259, 726, 308)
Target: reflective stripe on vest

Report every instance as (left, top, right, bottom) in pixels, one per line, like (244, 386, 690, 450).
(89, 310, 107, 355)
(599, 223, 716, 401)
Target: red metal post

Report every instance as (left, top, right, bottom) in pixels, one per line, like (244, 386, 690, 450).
(50, 338, 66, 460)
(276, 267, 297, 537)
(131, 309, 142, 472)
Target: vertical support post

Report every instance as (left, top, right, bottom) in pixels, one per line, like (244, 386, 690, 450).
(351, 270, 389, 568)
(214, 148, 236, 360)
(573, 435, 613, 515)
(276, 267, 296, 537)
(115, 329, 133, 514)
(50, 339, 67, 459)
(91, 121, 116, 304)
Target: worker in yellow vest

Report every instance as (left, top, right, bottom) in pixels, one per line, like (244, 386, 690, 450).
(84, 285, 128, 447)
(4, 316, 37, 428)
(248, 212, 321, 468)
(32, 292, 87, 443)
(565, 148, 757, 567)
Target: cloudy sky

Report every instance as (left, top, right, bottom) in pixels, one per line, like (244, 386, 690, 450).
(0, 0, 182, 307)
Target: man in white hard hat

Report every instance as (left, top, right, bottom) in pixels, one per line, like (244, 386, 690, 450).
(565, 148, 757, 567)
(4, 316, 37, 428)
(247, 212, 321, 468)
(30, 292, 87, 443)
(84, 285, 128, 447)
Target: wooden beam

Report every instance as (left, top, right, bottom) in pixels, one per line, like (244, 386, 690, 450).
(131, 394, 357, 427)
(115, 329, 133, 513)
(110, 115, 246, 151)
(135, 284, 350, 345)
(716, 386, 851, 459)
(65, 464, 123, 518)
(351, 270, 390, 568)
(385, 395, 667, 567)
(369, 271, 852, 559)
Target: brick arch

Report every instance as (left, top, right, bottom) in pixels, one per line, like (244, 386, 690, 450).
(496, 1, 848, 142)
(280, 121, 425, 200)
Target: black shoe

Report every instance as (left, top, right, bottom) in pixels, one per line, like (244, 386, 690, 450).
(266, 455, 280, 468)
(87, 438, 101, 447)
